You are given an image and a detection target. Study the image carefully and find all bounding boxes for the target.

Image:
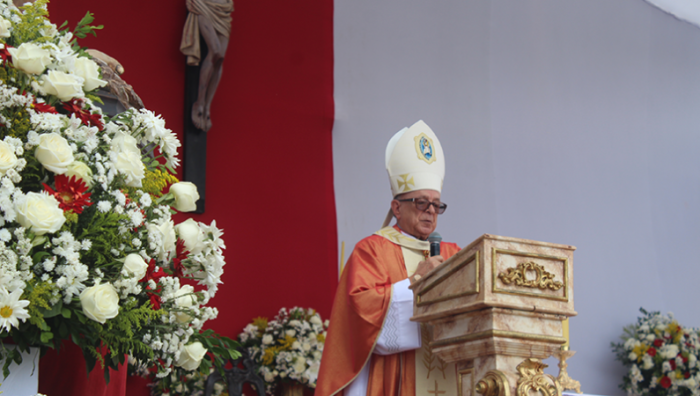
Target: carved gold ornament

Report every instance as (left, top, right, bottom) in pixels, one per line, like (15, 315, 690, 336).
(476, 370, 511, 396)
(515, 359, 562, 396)
(498, 262, 563, 291)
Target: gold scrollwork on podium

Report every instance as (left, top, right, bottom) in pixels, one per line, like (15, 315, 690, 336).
(476, 370, 511, 396)
(498, 262, 563, 291)
(515, 359, 562, 396)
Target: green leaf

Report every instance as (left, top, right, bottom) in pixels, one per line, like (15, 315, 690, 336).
(40, 331, 53, 343)
(61, 307, 72, 318)
(42, 300, 63, 318)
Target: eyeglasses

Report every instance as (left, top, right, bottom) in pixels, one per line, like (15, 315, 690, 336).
(396, 198, 447, 214)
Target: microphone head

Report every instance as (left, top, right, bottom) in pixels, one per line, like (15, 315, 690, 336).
(427, 232, 442, 244)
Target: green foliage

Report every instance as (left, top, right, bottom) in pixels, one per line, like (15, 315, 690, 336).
(0, 101, 31, 141)
(76, 207, 131, 270)
(8, 0, 53, 46)
(22, 278, 57, 330)
(99, 299, 161, 362)
(71, 11, 103, 39)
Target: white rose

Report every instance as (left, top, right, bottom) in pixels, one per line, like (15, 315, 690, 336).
(169, 182, 199, 212)
(122, 254, 148, 280)
(262, 334, 273, 345)
(286, 329, 296, 337)
(293, 358, 307, 374)
(8, 43, 51, 74)
(175, 218, 205, 254)
(310, 315, 322, 325)
(0, 17, 11, 38)
(64, 161, 93, 186)
(0, 140, 18, 176)
(110, 132, 145, 187)
(15, 192, 65, 235)
(175, 342, 207, 371)
(174, 284, 197, 323)
(74, 57, 107, 92)
(39, 70, 84, 101)
(660, 344, 680, 359)
(148, 220, 176, 259)
(80, 282, 119, 324)
(35, 133, 74, 174)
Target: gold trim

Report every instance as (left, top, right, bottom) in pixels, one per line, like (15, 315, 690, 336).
(497, 261, 563, 291)
(491, 248, 569, 302)
(417, 252, 479, 306)
(414, 133, 437, 164)
(430, 330, 567, 348)
(515, 359, 562, 396)
(458, 368, 475, 396)
(476, 370, 511, 396)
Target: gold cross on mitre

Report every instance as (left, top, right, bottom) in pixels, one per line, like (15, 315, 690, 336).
(428, 380, 446, 395)
(397, 174, 415, 192)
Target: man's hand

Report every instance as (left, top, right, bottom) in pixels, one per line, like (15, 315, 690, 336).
(409, 255, 444, 284)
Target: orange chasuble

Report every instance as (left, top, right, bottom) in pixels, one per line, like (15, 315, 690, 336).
(317, 227, 460, 396)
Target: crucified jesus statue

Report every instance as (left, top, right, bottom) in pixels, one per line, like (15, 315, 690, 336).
(180, 0, 234, 132)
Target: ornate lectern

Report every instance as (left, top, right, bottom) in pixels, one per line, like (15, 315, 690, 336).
(410, 234, 577, 396)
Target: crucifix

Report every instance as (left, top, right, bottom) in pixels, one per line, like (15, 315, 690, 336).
(180, 0, 234, 213)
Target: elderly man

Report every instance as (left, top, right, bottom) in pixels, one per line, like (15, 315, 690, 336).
(317, 121, 461, 396)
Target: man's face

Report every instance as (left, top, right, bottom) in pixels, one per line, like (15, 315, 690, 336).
(391, 189, 441, 240)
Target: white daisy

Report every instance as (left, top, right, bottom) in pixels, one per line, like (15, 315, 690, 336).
(0, 288, 30, 332)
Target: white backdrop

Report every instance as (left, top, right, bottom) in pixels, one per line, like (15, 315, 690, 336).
(333, 0, 700, 394)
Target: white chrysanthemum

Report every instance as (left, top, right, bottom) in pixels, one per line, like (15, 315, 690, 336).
(0, 288, 30, 332)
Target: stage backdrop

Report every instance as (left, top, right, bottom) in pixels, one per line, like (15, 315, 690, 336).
(48, 0, 336, 392)
(332, 0, 700, 394)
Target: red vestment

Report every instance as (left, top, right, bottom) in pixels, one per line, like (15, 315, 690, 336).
(316, 230, 460, 396)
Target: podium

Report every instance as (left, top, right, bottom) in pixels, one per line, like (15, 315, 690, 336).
(410, 234, 577, 396)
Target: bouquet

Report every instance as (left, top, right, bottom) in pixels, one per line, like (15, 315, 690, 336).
(239, 307, 329, 394)
(612, 308, 700, 396)
(0, 0, 238, 382)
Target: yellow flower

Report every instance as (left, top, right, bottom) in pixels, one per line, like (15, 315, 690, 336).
(253, 317, 268, 333)
(632, 344, 649, 362)
(261, 347, 277, 366)
(317, 333, 326, 343)
(676, 370, 684, 379)
(667, 321, 680, 334)
(279, 335, 296, 351)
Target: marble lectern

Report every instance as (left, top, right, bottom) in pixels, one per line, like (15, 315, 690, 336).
(410, 234, 577, 396)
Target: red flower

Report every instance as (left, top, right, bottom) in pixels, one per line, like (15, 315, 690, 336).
(140, 259, 165, 284)
(686, 372, 691, 379)
(0, 45, 11, 63)
(670, 359, 676, 371)
(171, 239, 190, 278)
(146, 285, 162, 310)
(654, 339, 664, 348)
(682, 355, 689, 364)
(62, 99, 104, 131)
(647, 347, 657, 357)
(43, 175, 92, 214)
(660, 376, 672, 389)
(31, 101, 58, 114)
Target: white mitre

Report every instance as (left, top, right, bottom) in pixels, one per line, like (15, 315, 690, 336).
(385, 120, 445, 197)
(381, 120, 445, 227)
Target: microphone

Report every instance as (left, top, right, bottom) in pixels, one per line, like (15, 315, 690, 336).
(428, 232, 442, 257)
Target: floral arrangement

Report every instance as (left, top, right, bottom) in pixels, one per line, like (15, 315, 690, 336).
(238, 307, 329, 394)
(0, 0, 238, 383)
(612, 308, 700, 396)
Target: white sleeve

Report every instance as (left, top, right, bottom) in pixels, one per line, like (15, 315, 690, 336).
(373, 278, 422, 355)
